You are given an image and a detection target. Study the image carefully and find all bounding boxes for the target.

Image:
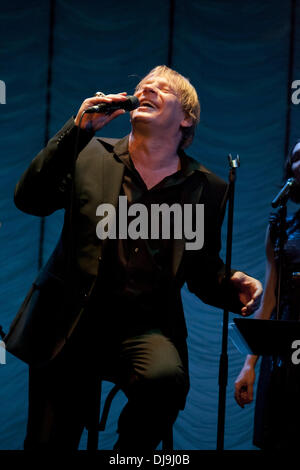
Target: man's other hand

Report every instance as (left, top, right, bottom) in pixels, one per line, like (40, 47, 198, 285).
(230, 271, 262, 316)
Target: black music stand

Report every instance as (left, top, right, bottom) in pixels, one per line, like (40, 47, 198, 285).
(231, 318, 300, 357)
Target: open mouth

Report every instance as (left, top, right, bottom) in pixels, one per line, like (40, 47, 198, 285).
(139, 101, 156, 109)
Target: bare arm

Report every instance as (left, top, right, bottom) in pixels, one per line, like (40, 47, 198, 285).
(234, 225, 277, 407)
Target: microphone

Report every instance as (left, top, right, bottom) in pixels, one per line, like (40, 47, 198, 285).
(85, 95, 140, 114)
(271, 178, 296, 208)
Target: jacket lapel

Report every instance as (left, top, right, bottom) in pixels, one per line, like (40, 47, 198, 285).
(97, 136, 128, 253)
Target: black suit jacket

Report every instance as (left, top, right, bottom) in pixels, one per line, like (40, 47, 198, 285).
(5, 118, 242, 367)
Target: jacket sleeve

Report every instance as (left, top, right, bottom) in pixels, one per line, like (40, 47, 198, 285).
(185, 174, 243, 314)
(14, 117, 94, 216)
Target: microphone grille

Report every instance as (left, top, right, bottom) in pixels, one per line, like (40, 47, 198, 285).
(124, 96, 140, 111)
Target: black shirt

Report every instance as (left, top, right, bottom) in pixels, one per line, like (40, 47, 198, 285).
(90, 148, 197, 340)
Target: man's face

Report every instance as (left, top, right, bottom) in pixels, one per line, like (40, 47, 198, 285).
(131, 74, 191, 135)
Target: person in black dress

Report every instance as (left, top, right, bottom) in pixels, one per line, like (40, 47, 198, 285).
(234, 140, 300, 449)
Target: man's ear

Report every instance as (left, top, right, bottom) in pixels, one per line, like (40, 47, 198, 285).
(180, 116, 193, 128)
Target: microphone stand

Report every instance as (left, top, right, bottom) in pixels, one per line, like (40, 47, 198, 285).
(271, 180, 297, 309)
(267, 199, 287, 374)
(274, 202, 287, 321)
(216, 154, 240, 451)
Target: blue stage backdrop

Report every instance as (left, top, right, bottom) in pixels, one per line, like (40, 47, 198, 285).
(1, 0, 300, 450)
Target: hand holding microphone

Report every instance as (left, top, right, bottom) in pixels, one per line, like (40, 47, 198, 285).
(74, 92, 139, 132)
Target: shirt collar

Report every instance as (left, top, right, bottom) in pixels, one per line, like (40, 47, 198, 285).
(112, 135, 209, 178)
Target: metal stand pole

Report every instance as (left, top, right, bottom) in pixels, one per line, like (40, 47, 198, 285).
(275, 204, 287, 320)
(216, 154, 240, 451)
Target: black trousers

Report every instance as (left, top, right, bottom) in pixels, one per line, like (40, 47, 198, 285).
(24, 326, 189, 451)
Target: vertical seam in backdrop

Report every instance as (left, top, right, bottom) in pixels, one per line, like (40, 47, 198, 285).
(284, 0, 296, 163)
(38, 0, 56, 270)
(168, 0, 175, 67)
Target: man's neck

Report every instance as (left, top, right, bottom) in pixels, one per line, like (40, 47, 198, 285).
(128, 130, 180, 173)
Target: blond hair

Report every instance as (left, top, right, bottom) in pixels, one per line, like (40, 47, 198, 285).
(135, 65, 200, 149)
